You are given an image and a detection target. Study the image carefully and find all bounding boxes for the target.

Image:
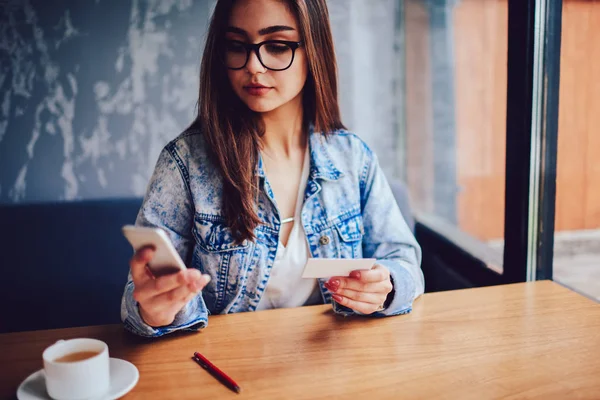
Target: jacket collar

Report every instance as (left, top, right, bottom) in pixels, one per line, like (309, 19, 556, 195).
(308, 126, 344, 181)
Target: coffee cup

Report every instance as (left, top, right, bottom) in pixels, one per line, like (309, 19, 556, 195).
(42, 338, 110, 400)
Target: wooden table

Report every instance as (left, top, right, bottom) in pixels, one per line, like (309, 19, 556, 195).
(2, 281, 599, 399)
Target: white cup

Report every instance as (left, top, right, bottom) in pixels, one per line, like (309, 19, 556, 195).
(42, 338, 110, 400)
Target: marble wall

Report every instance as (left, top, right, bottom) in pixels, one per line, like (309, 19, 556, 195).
(0, 0, 403, 203)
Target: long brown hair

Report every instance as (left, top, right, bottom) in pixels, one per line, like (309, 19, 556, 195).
(194, 0, 345, 243)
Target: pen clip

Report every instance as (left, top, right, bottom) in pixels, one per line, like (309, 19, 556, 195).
(191, 355, 207, 369)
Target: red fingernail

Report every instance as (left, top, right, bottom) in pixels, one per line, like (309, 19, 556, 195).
(350, 271, 361, 279)
(326, 280, 339, 292)
(332, 294, 343, 302)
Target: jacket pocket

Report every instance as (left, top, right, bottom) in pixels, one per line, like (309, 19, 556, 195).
(192, 214, 250, 313)
(333, 210, 364, 258)
(193, 214, 249, 253)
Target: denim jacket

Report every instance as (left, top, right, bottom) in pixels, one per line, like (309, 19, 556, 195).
(121, 127, 424, 337)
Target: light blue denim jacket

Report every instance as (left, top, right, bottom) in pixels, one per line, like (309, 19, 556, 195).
(121, 127, 424, 337)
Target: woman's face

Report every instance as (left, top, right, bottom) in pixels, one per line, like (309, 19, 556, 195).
(225, 0, 308, 114)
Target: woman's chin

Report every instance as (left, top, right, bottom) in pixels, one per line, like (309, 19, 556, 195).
(242, 98, 280, 113)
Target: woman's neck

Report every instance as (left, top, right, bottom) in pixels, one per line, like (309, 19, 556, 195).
(260, 94, 306, 159)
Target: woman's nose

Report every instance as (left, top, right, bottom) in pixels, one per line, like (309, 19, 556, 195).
(245, 49, 266, 74)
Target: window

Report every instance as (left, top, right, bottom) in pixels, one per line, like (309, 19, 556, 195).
(400, 0, 507, 273)
(553, 1, 600, 301)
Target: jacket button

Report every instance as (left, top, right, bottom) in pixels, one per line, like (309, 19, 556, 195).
(319, 235, 330, 246)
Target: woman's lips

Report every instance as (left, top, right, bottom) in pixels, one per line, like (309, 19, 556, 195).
(244, 86, 272, 96)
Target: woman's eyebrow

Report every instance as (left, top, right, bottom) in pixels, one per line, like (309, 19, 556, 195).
(258, 25, 295, 35)
(226, 26, 248, 36)
(226, 25, 296, 37)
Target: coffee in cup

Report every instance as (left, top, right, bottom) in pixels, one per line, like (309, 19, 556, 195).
(54, 351, 101, 363)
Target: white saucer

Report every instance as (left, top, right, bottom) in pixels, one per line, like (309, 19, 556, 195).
(17, 358, 139, 400)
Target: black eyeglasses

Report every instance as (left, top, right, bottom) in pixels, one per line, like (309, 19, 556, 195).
(223, 39, 303, 71)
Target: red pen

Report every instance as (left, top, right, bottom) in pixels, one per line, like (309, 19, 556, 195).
(192, 352, 241, 394)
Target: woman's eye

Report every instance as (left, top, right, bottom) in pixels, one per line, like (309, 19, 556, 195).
(226, 41, 246, 54)
(265, 43, 290, 54)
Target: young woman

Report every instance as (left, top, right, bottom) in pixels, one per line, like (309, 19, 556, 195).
(121, 0, 424, 337)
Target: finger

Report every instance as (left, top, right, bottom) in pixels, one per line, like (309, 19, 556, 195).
(332, 288, 386, 305)
(135, 271, 186, 303)
(135, 269, 196, 304)
(146, 274, 211, 312)
(331, 294, 379, 314)
(157, 286, 202, 317)
(325, 277, 391, 294)
(145, 265, 156, 280)
(130, 246, 156, 283)
(145, 283, 194, 312)
(186, 271, 211, 292)
(348, 264, 390, 283)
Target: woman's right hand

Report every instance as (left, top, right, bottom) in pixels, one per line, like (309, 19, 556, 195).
(130, 246, 211, 327)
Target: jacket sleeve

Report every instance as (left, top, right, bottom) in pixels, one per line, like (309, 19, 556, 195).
(332, 143, 424, 317)
(121, 146, 209, 337)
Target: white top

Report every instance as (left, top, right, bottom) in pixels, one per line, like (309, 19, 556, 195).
(256, 148, 321, 310)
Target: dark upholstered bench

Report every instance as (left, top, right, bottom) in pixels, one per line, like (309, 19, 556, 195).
(1, 198, 142, 333)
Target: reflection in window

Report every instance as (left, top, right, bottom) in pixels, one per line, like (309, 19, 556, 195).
(401, 0, 507, 271)
(554, 1, 600, 302)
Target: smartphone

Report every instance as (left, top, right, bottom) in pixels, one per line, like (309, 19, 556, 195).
(122, 225, 187, 276)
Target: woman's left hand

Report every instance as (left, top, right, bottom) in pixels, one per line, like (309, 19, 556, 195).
(324, 264, 393, 314)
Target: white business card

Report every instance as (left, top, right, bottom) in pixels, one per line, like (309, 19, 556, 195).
(301, 258, 377, 278)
